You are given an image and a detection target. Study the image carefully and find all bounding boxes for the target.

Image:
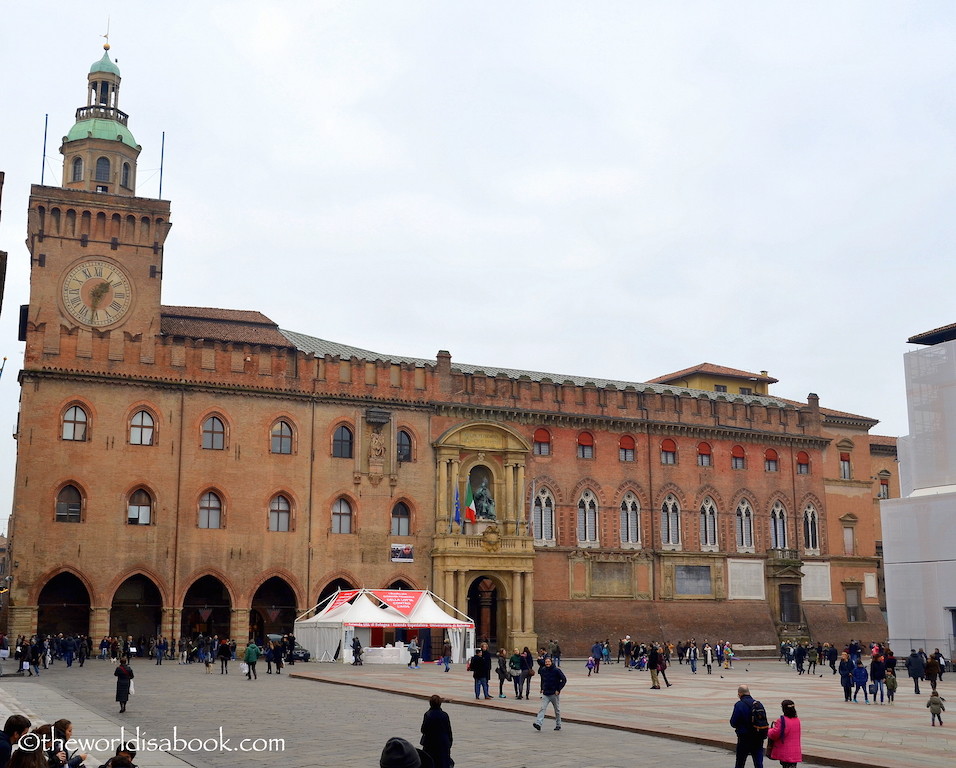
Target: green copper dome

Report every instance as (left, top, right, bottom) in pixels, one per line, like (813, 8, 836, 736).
(65, 118, 138, 150)
(90, 50, 120, 76)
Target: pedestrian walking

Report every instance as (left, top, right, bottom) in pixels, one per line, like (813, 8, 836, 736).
(441, 640, 452, 672)
(838, 652, 853, 702)
(924, 654, 941, 691)
(766, 699, 802, 768)
(927, 691, 946, 726)
(885, 668, 898, 703)
(852, 660, 870, 703)
(351, 636, 363, 666)
(420, 695, 453, 768)
(730, 684, 769, 768)
(495, 648, 509, 698)
(243, 641, 260, 680)
(703, 642, 715, 675)
(468, 643, 491, 700)
(114, 657, 134, 713)
(408, 637, 421, 669)
(532, 656, 567, 731)
(906, 649, 926, 694)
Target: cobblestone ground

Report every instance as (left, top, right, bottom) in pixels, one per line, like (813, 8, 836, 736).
(0, 657, 844, 768)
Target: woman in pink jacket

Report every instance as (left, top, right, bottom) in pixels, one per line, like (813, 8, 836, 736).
(767, 699, 802, 768)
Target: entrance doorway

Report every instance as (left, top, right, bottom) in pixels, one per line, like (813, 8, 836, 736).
(779, 584, 801, 624)
(467, 577, 499, 647)
(38, 573, 90, 636)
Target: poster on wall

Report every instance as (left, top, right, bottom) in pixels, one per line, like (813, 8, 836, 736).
(390, 543, 414, 562)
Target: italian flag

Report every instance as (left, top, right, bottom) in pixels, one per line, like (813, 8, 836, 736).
(464, 482, 477, 523)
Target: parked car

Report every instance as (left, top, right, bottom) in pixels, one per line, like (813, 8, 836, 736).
(266, 633, 311, 662)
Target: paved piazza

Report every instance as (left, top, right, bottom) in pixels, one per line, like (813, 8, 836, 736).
(0, 656, 950, 767)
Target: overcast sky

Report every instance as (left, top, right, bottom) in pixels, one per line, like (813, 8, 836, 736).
(1, 2, 953, 533)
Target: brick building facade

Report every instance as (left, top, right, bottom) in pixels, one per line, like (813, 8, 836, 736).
(7, 48, 896, 655)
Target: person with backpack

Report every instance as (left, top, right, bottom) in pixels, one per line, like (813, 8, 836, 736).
(730, 684, 768, 768)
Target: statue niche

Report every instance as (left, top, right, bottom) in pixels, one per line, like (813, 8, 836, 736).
(469, 466, 496, 520)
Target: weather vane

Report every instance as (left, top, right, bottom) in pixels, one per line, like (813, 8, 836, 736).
(102, 17, 111, 50)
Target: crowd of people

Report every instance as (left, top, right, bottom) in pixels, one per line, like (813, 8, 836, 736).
(0, 714, 139, 768)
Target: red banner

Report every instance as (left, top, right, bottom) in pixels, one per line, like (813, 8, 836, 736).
(324, 589, 361, 613)
(370, 590, 423, 616)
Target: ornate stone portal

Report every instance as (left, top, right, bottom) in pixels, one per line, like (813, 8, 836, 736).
(431, 421, 536, 651)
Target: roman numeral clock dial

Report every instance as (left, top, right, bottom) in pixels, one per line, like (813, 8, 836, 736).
(60, 259, 133, 328)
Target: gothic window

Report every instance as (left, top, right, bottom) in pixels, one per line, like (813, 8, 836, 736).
(770, 501, 787, 549)
(619, 435, 635, 462)
(700, 496, 718, 548)
(577, 490, 598, 544)
(128, 489, 152, 525)
(533, 428, 552, 456)
(803, 504, 819, 552)
(55, 485, 82, 523)
(332, 498, 353, 534)
(72, 157, 83, 182)
(577, 432, 594, 459)
(533, 488, 555, 543)
(735, 499, 754, 550)
(271, 420, 293, 454)
(269, 494, 291, 532)
(201, 416, 225, 450)
(697, 442, 712, 467)
(397, 430, 413, 462)
(332, 425, 353, 458)
(95, 156, 110, 182)
(620, 491, 640, 545)
(199, 491, 223, 529)
(130, 410, 155, 446)
(661, 493, 681, 546)
(391, 502, 410, 536)
(62, 405, 88, 441)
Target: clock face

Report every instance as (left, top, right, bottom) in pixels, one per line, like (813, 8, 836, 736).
(61, 259, 133, 327)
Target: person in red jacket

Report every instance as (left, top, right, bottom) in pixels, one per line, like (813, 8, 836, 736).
(767, 700, 802, 768)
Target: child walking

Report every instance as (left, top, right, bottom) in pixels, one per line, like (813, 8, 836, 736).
(885, 668, 897, 704)
(927, 691, 945, 726)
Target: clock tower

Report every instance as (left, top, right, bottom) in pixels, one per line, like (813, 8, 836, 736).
(24, 44, 171, 365)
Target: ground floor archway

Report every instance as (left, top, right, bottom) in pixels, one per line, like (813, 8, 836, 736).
(250, 577, 298, 642)
(37, 572, 90, 636)
(467, 575, 501, 647)
(181, 575, 232, 639)
(110, 574, 163, 640)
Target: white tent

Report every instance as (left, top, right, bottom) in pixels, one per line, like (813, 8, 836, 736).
(295, 589, 475, 663)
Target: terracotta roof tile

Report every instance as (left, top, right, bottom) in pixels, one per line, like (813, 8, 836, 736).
(160, 305, 292, 348)
(648, 362, 779, 384)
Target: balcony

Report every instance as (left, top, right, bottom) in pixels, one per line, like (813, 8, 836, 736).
(75, 106, 129, 125)
(767, 548, 801, 564)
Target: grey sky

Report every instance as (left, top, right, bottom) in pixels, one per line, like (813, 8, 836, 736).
(2, 1, 953, 532)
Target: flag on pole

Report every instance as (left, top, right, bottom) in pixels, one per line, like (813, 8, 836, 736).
(454, 487, 461, 526)
(464, 481, 477, 523)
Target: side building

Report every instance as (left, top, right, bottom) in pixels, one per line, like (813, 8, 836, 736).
(8, 47, 895, 655)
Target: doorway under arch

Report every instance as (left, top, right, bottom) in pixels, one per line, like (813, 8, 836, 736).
(467, 576, 501, 647)
(37, 572, 90, 636)
(181, 575, 232, 640)
(249, 577, 298, 642)
(317, 577, 356, 607)
(110, 574, 163, 640)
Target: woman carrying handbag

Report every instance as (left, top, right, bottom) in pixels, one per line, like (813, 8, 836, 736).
(766, 699, 802, 768)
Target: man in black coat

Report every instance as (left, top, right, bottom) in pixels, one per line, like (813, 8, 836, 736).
(532, 656, 567, 731)
(0, 715, 31, 768)
(906, 649, 926, 694)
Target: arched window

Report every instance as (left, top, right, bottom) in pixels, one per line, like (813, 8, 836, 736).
(128, 489, 152, 525)
(332, 425, 353, 458)
(396, 430, 413, 463)
(62, 405, 88, 441)
(332, 498, 353, 534)
(735, 499, 754, 549)
(619, 435, 635, 462)
(697, 442, 712, 467)
(577, 490, 598, 544)
(72, 157, 83, 182)
(764, 448, 779, 472)
(620, 491, 640, 545)
(533, 487, 555, 542)
(271, 420, 293, 454)
(700, 496, 718, 548)
(661, 439, 677, 465)
(391, 502, 411, 536)
(577, 431, 594, 459)
(201, 416, 225, 450)
(122, 162, 131, 188)
(55, 485, 82, 523)
(95, 156, 110, 182)
(796, 451, 811, 475)
(661, 493, 681, 546)
(533, 428, 551, 456)
(731, 445, 746, 470)
(130, 410, 155, 446)
(269, 494, 291, 532)
(199, 491, 223, 529)
(770, 501, 787, 549)
(803, 504, 819, 551)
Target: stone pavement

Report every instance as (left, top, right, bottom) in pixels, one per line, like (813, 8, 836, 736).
(0, 655, 949, 767)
